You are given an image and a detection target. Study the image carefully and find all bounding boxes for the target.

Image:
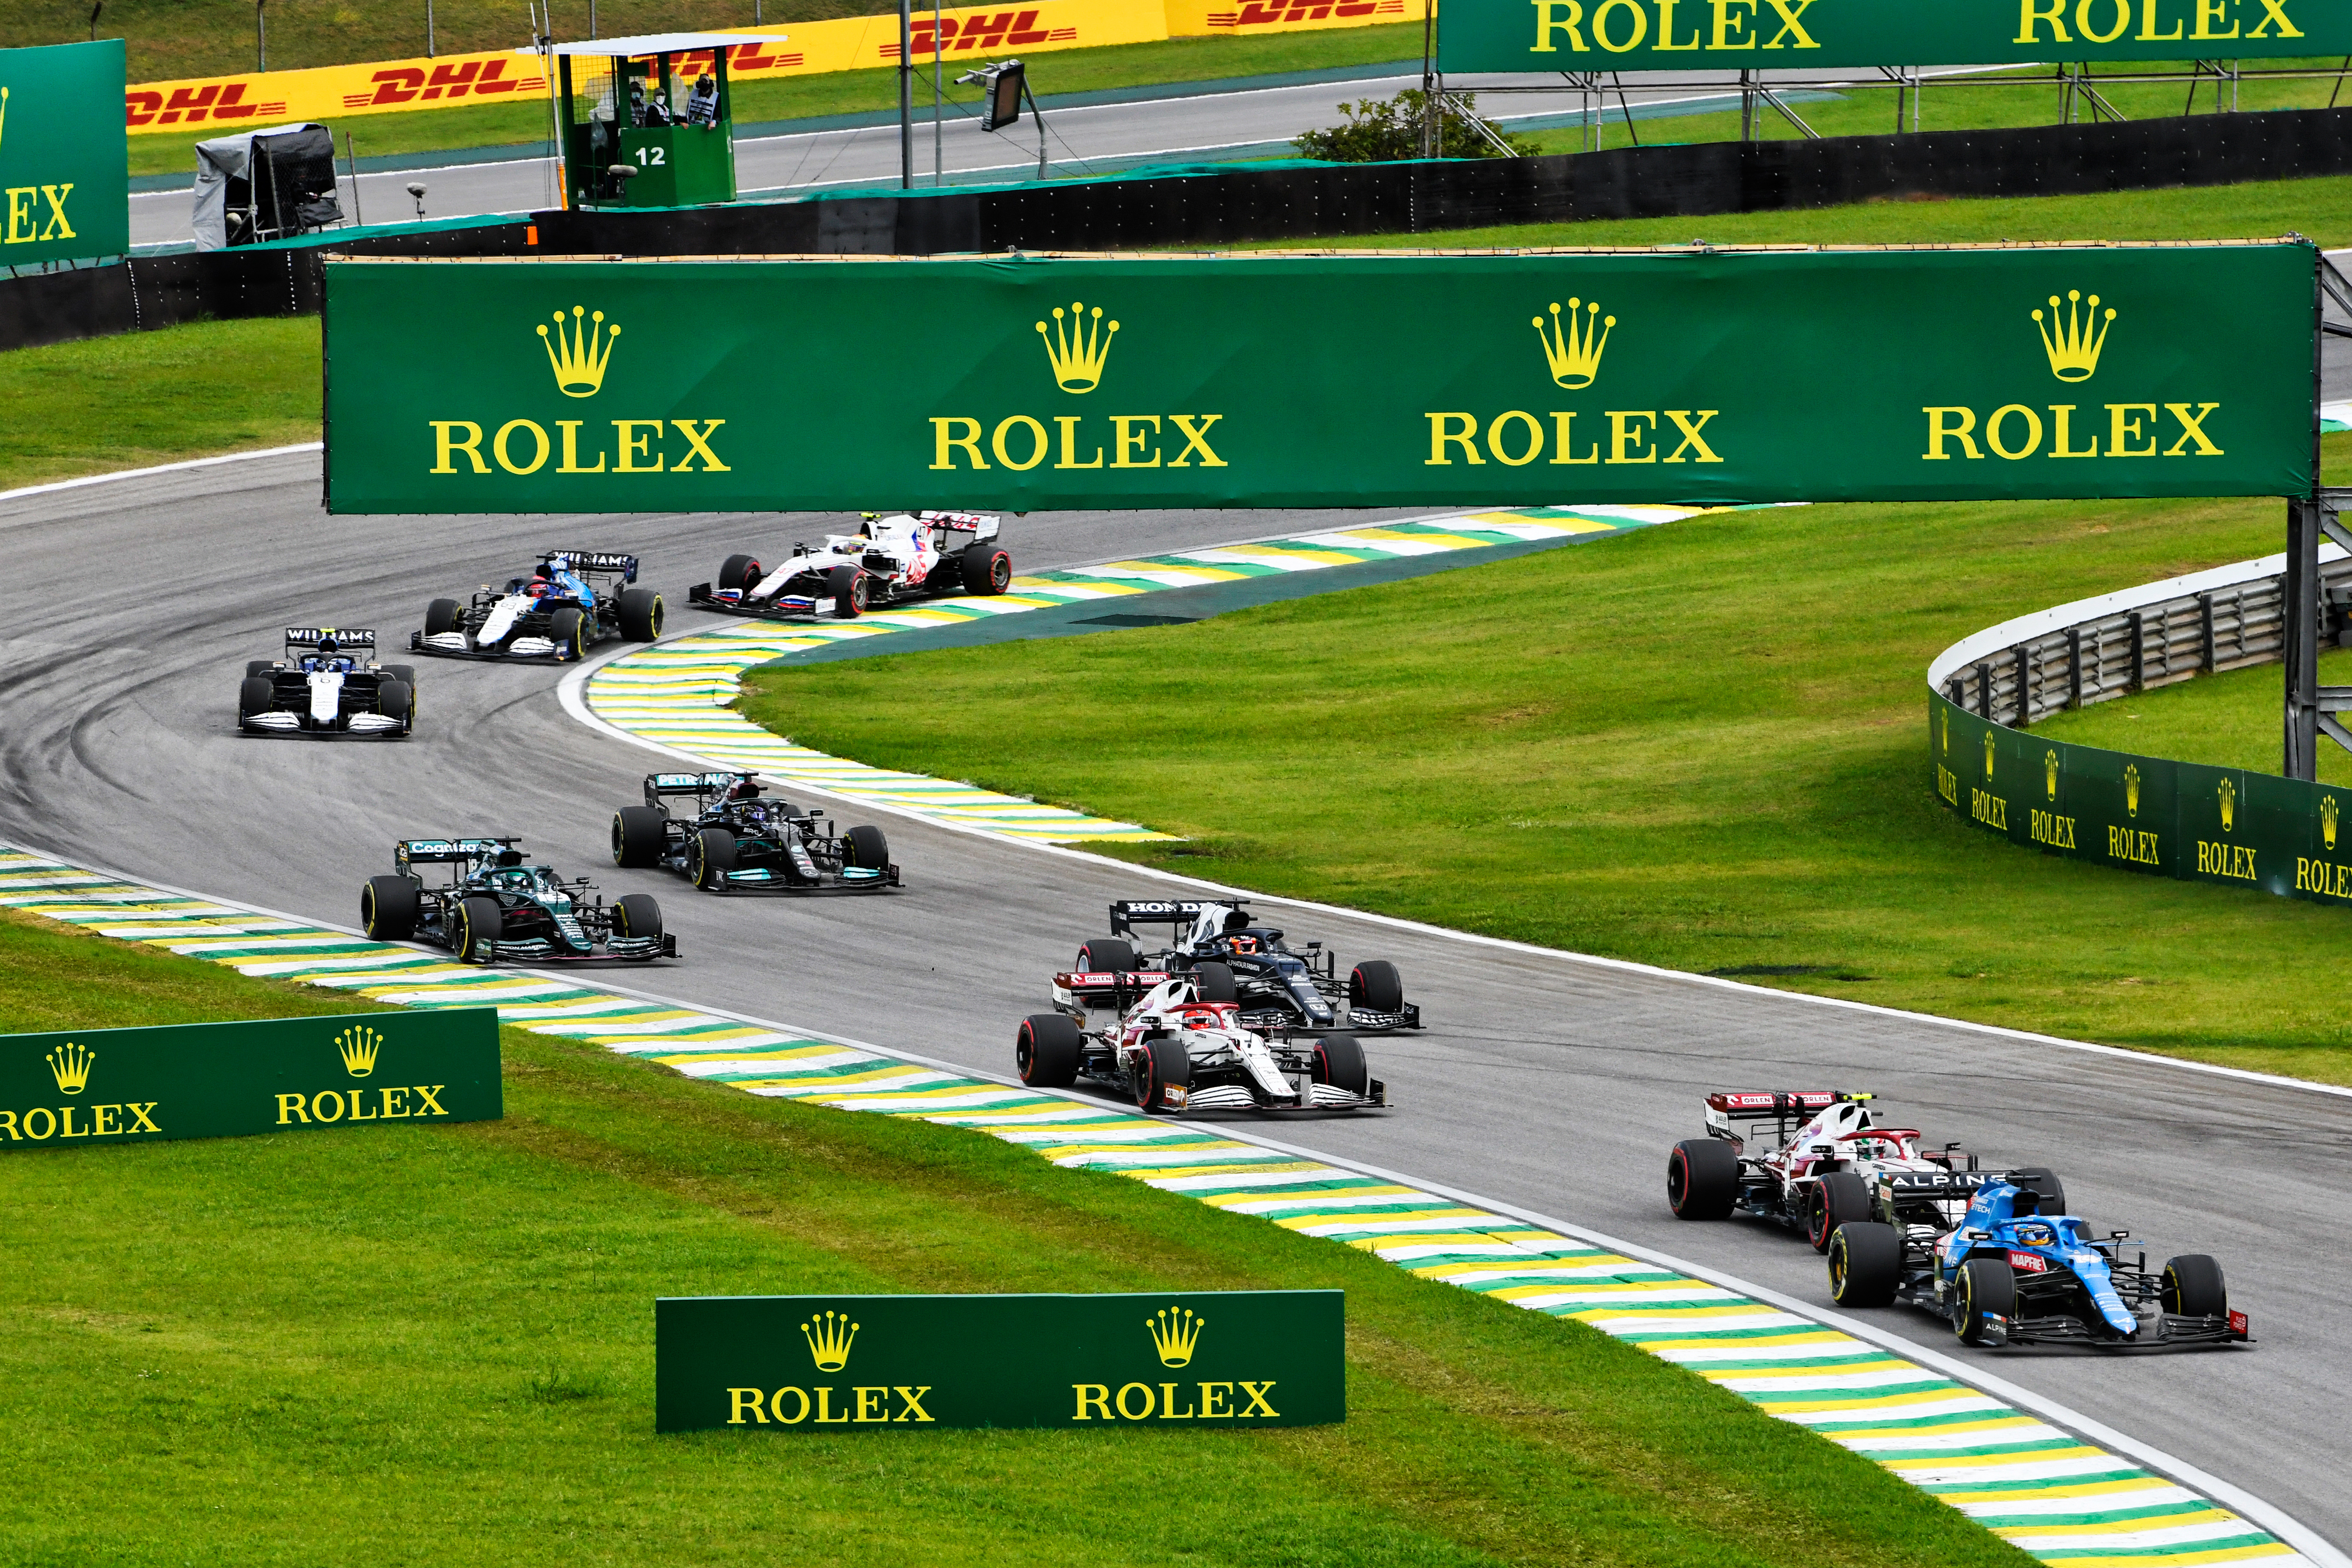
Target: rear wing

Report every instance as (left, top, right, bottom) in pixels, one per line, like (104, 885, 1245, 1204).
(540, 549, 639, 581)
(286, 626, 375, 648)
(1109, 898, 1243, 937)
(1705, 1091, 1872, 1121)
(917, 510, 1000, 542)
(396, 837, 510, 866)
(644, 771, 748, 805)
(1051, 968, 1171, 1007)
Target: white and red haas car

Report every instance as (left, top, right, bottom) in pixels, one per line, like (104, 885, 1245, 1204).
(1016, 966, 1386, 1115)
(1666, 1090, 2063, 1253)
(689, 512, 1012, 620)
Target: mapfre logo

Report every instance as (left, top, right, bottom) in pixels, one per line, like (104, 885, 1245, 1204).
(1424, 298, 1723, 470)
(0, 85, 82, 250)
(429, 304, 727, 480)
(1923, 285, 2222, 465)
(929, 300, 1228, 473)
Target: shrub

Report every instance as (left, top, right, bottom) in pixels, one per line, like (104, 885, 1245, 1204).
(1293, 89, 1538, 163)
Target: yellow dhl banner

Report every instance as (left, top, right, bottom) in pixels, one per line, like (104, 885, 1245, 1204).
(121, 0, 1416, 136)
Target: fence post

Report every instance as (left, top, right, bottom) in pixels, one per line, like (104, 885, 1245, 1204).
(2014, 644, 2030, 726)
(2066, 626, 2083, 708)
(2128, 610, 2146, 693)
(1976, 662, 1992, 720)
(2198, 591, 2216, 672)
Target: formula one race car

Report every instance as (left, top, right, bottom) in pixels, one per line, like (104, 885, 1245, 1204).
(1666, 1091, 2062, 1253)
(610, 771, 899, 893)
(687, 512, 1012, 620)
(412, 549, 662, 662)
(1074, 899, 1417, 1034)
(237, 627, 415, 739)
(1828, 1173, 2250, 1350)
(1018, 965, 1386, 1114)
(359, 838, 676, 964)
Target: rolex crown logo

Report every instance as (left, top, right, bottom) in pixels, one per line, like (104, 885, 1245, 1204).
(801, 1309, 859, 1372)
(1146, 1306, 1205, 1367)
(2044, 750, 2059, 800)
(1983, 731, 1996, 780)
(2034, 289, 2115, 383)
(539, 305, 620, 399)
(1939, 708, 1950, 756)
(1036, 300, 1118, 393)
(1534, 299, 1613, 391)
(2125, 762, 2141, 817)
(336, 1024, 383, 1078)
(2325, 795, 2340, 852)
(2218, 776, 2236, 832)
(46, 1041, 92, 1095)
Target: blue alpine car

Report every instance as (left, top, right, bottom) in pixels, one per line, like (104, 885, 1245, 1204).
(1827, 1172, 2248, 1350)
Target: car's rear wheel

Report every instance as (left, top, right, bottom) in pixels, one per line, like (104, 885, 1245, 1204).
(960, 542, 1011, 596)
(425, 598, 461, 636)
(1017, 1013, 1083, 1088)
(720, 554, 762, 593)
(1077, 937, 1137, 974)
(238, 675, 273, 720)
(1806, 1170, 1872, 1253)
(375, 678, 414, 735)
(614, 893, 662, 943)
(361, 875, 419, 940)
(549, 606, 588, 661)
(612, 806, 668, 868)
(619, 587, 663, 641)
(1135, 1035, 1191, 1112)
(829, 565, 866, 619)
(1349, 959, 1404, 1015)
(2008, 1166, 2067, 1216)
(383, 664, 416, 686)
(1312, 1032, 1368, 1098)
(844, 824, 889, 871)
(453, 896, 503, 962)
(1190, 960, 1237, 1003)
(245, 659, 275, 677)
(2161, 1254, 2228, 1318)
(1954, 1256, 2016, 1345)
(691, 829, 737, 890)
(1828, 1221, 1902, 1308)
(1667, 1137, 1739, 1220)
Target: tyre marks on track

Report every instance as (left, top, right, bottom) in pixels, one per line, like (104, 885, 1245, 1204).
(0, 845, 2310, 1568)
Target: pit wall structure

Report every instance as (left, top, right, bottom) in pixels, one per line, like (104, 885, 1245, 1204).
(1930, 543, 2352, 907)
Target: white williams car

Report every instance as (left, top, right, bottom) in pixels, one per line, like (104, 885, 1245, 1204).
(412, 549, 662, 663)
(237, 628, 414, 739)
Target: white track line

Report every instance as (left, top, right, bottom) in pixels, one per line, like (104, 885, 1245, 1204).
(0, 443, 322, 506)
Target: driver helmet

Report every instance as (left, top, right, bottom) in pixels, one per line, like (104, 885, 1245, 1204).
(1176, 1003, 1224, 1029)
(526, 576, 553, 597)
(314, 634, 338, 659)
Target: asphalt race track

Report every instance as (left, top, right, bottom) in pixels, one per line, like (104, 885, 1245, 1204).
(5, 450, 2350, 1548)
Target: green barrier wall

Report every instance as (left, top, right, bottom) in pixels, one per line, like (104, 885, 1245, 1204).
(656, 1290, 1344, 1433)
(322, 244, 2315, 514)
(1441, 0, 2352, 75)
(0, 1008, 502, 1150)
(0, 40, 129, 265)
(1932, 694, 2352, 905)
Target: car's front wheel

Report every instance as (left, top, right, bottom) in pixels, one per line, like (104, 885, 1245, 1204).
(452, 896, 504, 962)
(614, 893, 663, 944)
(691, 829, 737, 890)
(1134, 1036, 1191, 1112)
(719, 554, 762, 593)
(1953, 1256, 2016, 1345)
(549, 606, 588, 661)
(1312, 1032, 1368, 1098)
(2161, 1254, 2228, 1318)
(829, 565, 867, 619)
(843, 824, 889, 871)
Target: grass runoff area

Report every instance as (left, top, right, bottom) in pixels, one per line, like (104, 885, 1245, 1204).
(2040, 645, 2352, 788)
(0, 904, 2029, 1567)
(115, 24, 1432, 178)
(740, 432, 2352, 1088)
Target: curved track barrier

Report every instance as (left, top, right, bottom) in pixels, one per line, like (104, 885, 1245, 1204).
(1931, 548, 2352, 906)
(0, 839, 2326, 1565)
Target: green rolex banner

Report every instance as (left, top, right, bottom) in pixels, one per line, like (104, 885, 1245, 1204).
(1439, 0, 2352, 75)
(0, 39, 129, 265)
(655, 1290, 1344, 1433)
(0, 1008, 501, 1151)
(321, 243, 2315, 514)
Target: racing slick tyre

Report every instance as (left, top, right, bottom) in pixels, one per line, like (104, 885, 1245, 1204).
(1954, 1256, 2017, 1346)
(1135, 1035, 1191, 1112)
(425, 598, 462, 637)
(1827, 1221, 1902, 1308)
(2008, 1167, 2067, 1216)
(691, 828, 738, 890)
(614, 893, 664, 944)
(238, 675, 273, 720)
(1312, 1032, 1369, 1098)
(960, 543, 1012, 596)
(375, 678, 414, 735)
(360, 875, 419, 940)
(720, 554, 762, 593)
(384, 664, 416, 686)
(1190, 960, 1238, 1003)
(612, 806, 668, 868)
(549, 606, 589, 662)
(1077, 938, 1138, 974)
(1667, 1137, 1739, 1220)
(452, 896, 504, 963)
(2161, 1254, 2228, 1318)
(1348, 960, 1404, 1015)
(619, 587, 664, 642)
(829, 565, 867, 619)
(1806, 1170, 1873, 1253)
(245, 660, 274, 677)
(1017, 1013, 1083, 1088)
(844, 824, 890, 871)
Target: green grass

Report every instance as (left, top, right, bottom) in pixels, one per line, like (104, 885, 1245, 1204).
(0, 905, 2030, 1566)
(0, 317, 320, 493)
(2038, 645, 2352, 787)
(117, 24, 1430, 177)
(736, 437, 2352, 1088)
